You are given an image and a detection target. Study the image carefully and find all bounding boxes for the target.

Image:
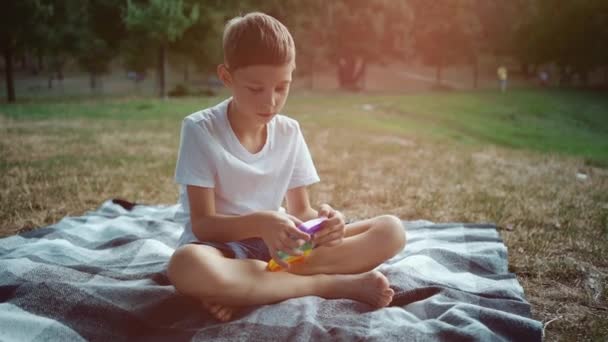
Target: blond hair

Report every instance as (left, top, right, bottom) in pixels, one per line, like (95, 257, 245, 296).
(222, 12, 295, 71)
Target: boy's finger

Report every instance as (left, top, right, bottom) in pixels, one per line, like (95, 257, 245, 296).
(280, 231, 301, 248)
(315, 219, 340, 239)
(315, 231, 343, 246)
(323, 215, 340, 225)
(287, 214, 303, 227)
(312, 227, 332, 242)
(319, 204, 332, 217)
(289, 226, 311, 241)
(328, 216, 342, 225)
(270, 248, 290, 269)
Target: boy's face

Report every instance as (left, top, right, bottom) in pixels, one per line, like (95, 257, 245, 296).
(219, 63, 294, 123)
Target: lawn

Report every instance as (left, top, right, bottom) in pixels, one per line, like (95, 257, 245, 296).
(1, 88, 607, 340)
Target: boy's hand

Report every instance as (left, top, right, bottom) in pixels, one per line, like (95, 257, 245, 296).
(313, 204, 346, 247)
(257, 211, 310, 269)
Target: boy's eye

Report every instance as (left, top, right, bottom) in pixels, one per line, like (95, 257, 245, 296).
(247, 87, 263, 93)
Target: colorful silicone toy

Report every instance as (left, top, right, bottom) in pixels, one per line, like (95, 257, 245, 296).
(266, 217, 327, 272)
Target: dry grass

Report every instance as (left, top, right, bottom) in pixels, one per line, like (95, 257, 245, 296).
(302, 124, 608, 341)
(1, 94, 607, 341)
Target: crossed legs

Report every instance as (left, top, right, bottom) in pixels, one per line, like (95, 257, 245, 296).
(167, 215, 406, 321)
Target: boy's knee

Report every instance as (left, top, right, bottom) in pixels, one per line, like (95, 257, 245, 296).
(374, 215, 406, 253)
(168, 245, 228, 297)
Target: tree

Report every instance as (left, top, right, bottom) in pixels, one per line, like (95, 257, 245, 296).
(241, 0, 327, 88)
(169, 1, 227, 81)
(76, 0, 126, 91)
(411, 0, 475, 86)
(513, 0, 608, 87)
(0, 0, 52, 103)
(124, 0, 199, 98)
(41, 0, 90, 90)
(241, 0, 414, 91)
(324, 0, 414, 90)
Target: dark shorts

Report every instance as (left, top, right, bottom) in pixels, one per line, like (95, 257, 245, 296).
(189, 238, 272, 262)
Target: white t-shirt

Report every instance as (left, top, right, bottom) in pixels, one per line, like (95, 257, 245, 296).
(174, 98, 320, 246)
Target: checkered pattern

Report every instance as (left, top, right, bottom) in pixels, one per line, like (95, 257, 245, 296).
(0, 200, 542, 341)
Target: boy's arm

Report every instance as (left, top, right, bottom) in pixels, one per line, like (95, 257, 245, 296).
(285, 186, 318, 222)
(187, 185, 307, 244)
(187, 185, 268, 242)
(187, 185, 259, 242)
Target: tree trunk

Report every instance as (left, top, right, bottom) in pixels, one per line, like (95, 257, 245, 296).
(29, 52, 39, 75)
(520, 63, 529, 79)
(90, 71, 97, 90)
(473, 57, 478, 89)
(354, 58, 366, 91)
(337, 57, 349, 89)
(3, 46, 16, 103)
(337, 56, 366, 91)
(57, 64, 64, 81)
(309, 54, 314, 90)
(37, 52, 43, 74)
(19, 54, 27, 70)
(158, 45, 167, 98)
(183, 62, 188, 83)
(580, 69, 588, 87)
(436, 63, 442, 85)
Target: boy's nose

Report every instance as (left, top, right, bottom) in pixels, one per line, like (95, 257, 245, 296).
(263, 91, 277, 109)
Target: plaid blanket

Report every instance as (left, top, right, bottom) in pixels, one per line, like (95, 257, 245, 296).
(0, 199, 542, 341)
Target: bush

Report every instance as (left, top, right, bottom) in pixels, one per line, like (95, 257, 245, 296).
(168, 84, 217, 97)
(168, 84, 189, 97)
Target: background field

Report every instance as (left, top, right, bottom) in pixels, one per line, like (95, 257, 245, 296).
(1, 88, 607, 340)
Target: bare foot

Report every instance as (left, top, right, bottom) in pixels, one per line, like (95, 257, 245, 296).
(201, 301, 238, 322)
(329, 271, 394, 308)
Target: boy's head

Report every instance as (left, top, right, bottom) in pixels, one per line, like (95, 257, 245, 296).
(218, 12, 296, 122)
(222, 12, 295, 71)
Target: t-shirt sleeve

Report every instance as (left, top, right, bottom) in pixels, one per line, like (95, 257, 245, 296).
(288, 124, 320, 189)
(174, 118, 216, 188)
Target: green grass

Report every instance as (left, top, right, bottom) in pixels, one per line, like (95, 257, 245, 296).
(0, 97, 214, 121)
(286, 89, 608, 167)
(2, 89, 606, 166)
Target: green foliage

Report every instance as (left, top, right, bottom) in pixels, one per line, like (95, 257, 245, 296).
(169, 1, 227, 73)
(0, 0, 53, 52)
(76, 0, 126, 75)
(124, 0, 199, 43)
(123, 0, 201, 98)
(473, 0, 525, 57)
(121, 37, 157, 74)
(412, 1, 475, 66)
(514, 0, 608, 79)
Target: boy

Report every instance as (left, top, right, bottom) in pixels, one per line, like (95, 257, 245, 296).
(167, 12, 406, 322)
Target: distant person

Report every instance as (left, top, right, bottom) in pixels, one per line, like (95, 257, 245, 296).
(166, 12, 406, 322)
(127, 71, 146, 83)
(538, 70, 549, 87)
(497, 65, 508, 92)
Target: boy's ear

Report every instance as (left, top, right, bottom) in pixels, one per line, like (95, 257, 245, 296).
(217, 64, 233, 88)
